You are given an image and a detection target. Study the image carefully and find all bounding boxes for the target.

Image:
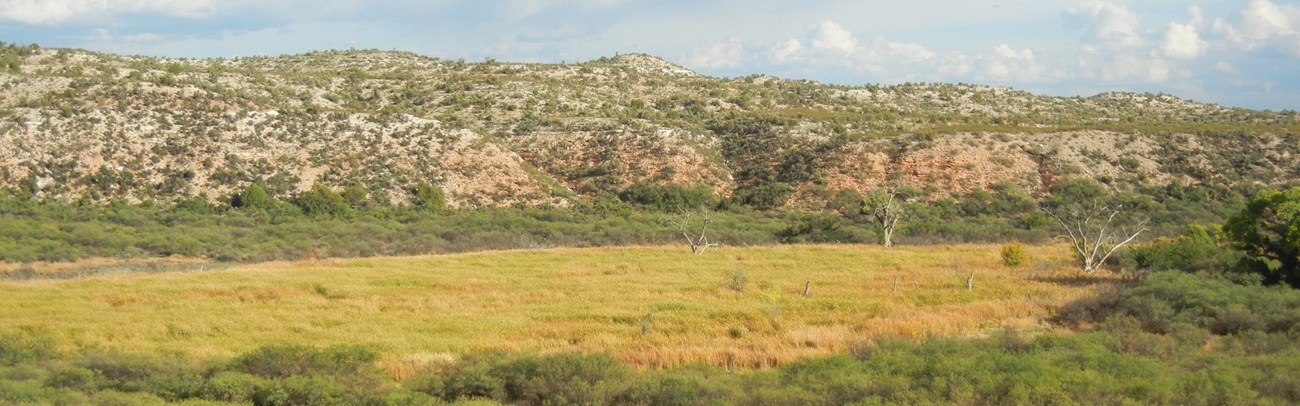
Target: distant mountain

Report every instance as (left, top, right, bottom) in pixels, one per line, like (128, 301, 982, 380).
(0, 43, 1296, 208)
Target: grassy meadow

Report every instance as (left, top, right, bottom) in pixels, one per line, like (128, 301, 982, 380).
(0, 244, 1107, 377)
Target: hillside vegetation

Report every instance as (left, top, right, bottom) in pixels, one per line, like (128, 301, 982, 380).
(0, 42, 1296, 209)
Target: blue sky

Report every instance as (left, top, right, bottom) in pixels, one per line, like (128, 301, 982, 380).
(1, 0, 1298, 110)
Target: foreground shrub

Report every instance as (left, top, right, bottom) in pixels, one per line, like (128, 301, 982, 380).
(1001, 243, 1025, 268)
(197, 371, 264, 403)
(0, 333, 56, 366)
(434, 352, 636, 404)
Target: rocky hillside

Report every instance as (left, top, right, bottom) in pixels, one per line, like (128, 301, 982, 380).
(0, 42, 1296, 208)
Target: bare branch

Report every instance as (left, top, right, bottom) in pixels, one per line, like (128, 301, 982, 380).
(1042, 200, 1146, 275)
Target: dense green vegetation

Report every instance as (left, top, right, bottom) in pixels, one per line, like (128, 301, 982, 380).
(0, 177, 1261, 267)
(1, 271, 1295, 405)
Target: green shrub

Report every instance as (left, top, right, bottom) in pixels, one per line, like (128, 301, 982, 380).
(485, 352, 636, 405)
(412, 183, 446, 213)
(0, 333, 56, 366)
(730, 182, 795, 209)
(293, 185, 348, 217)
(625, 365, 744, 405)
(620, 182, 718, 211)
(74, 350, 165, 393)
(253, 375, 355, 406)
(439, 362, 505, 401)
(232, 344, 378, 381)
(198, 371, 264, 402)
(1001, 243, 1026, 268)
(1131, 224, 1237, 273)
(232, 184, 275, 210)
(45, 367, 96, 391)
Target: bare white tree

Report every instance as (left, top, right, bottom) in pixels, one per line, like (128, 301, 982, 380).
(1042, 201, 1149, 275)
(667, 209, 719, 254)
(863, 186, 904, 248)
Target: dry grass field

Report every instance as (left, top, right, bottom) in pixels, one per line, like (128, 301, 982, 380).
(0, 244, 1111, 377)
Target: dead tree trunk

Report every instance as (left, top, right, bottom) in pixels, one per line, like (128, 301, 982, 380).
(865, 186, 904, 248)
(1043, 202, 1148, 275)
(667, 210, 719, 255)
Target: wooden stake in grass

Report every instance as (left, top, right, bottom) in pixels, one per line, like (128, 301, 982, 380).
(802, 281, 811, 297)
(891, 277, 898, 293)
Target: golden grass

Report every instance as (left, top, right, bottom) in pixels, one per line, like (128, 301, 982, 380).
(0, 244, 1112, 377)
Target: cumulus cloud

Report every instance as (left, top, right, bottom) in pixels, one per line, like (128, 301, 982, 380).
(984, 44, 1041, 81)
(1095, 55, 1174, 83)
(1161, 7, 1207, 59)
(0, 0, 223, 24)
(683, 38, 744, 70)
(1212, 0, 1300, 56)
(770, 39, 803, 64)
(809, 21, 857, 54)
(769, 21, 934, 77)
(1064, 1, 1143, 47)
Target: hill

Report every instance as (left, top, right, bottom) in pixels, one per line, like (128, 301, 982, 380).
(1, 42, 1296, 208)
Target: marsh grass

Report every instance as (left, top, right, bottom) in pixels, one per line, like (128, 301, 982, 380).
(0, 244, 1108, 377)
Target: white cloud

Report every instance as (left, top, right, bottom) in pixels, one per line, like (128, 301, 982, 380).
(1161, 23, 1204, 59)
(1212, 0, 1300, 55)
(1064, 1, 1143, 47)
(0, 0, 223, 25)
(1161, 16, 1206, 59)
(809, 21, 857, 54)
(770, 39, 803, 64)
(769, 21, 934, 78)
(1097, 55, 1171, 83)
(983, 44, 1042, 81)
(683, 38, 744, 70)
(1214, 61, 1235, 73)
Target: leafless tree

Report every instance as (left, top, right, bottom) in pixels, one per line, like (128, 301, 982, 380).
(666, 209, 719, 254)
(863, 186, 905, 247)
(1042, 201, 1149, 275)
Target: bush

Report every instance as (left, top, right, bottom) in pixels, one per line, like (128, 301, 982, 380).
(620, 182, 718, 211)
(490, 353, 635, 404)
(0, 333, 56, 366)
(1001, 243, 1026, 268)
(74, 350, 165, 393)
(232, 344, 379, 381)
(45, 367, 96, 391)
(1057, 271, 1300, 335)
(731, 182, 795, 210)
(412, 183, 446, 213)
(232, 184, 275, 210)
(253, 375, 355, 406)
(198, 371, 264, 402)
(724, 267, 748, 292)
(293, 185, 348, 218)
(1130, 224, 1237, 274)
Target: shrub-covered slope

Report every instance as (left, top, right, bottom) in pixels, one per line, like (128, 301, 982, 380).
(0, 42, 1297, 207)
